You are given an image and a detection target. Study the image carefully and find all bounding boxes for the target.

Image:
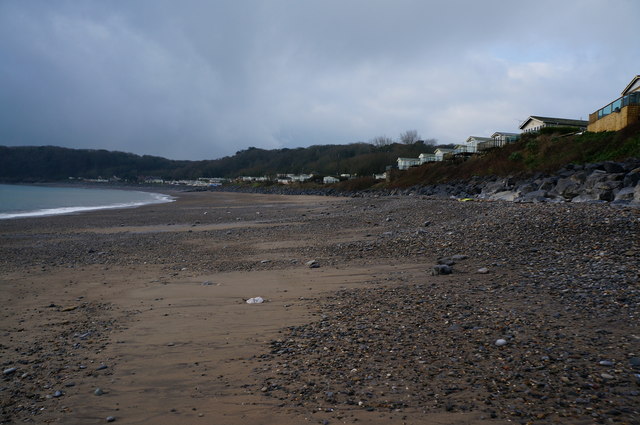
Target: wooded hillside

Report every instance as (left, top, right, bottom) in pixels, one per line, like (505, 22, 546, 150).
(0, 141, 442, 182)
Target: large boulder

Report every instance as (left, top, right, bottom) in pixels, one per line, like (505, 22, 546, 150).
(489, 191, 518, 202)
(515, 182, 538, 195)
(601, 161, 626, 174)
(518, 189, 554, 203)
(569, 170, 589, 184)
(614, 186, 637, 202)
(480, 180, 508, 197)
(589, 180, 622, 201)
(583, 170, 609, 189)
(633, 184, 640, 205)
(553, 177, 582, 199)
(537, 177, 558, 191)
(623, 167, 640, 187)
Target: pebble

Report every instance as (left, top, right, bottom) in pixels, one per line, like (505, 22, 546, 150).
(106, 416, 116, 422)
(495, 339, 507, 346)
(246, 296, 265, 304)
(306, 260, 320, 268)
(599, 360, 614, 366)
(600, 373, 614, 380)
(477, 267, 489, 274)
(431, 264, 452, 275)
(3, 367, 17, 375)
(95, 388, 104, 396)
(96, 364, 108, 370)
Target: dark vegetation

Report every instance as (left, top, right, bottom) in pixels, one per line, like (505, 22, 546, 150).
(1, 122, 638, 189)
(0, 141, 440, 183)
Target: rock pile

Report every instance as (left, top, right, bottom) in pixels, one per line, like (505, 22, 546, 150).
(478, 159, 640, 204)
(211, 158, 640, 205)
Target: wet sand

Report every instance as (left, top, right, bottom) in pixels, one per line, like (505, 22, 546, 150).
(1, 191, 638, 424)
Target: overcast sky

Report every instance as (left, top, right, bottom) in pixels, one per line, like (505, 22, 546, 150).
(1, 1, 639, 160)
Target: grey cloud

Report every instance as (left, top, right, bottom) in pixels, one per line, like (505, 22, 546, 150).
(1, 0, 639, 160)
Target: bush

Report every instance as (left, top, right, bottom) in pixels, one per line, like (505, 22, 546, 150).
(508, 152, 523, 162)
(539, 126, 583, 136)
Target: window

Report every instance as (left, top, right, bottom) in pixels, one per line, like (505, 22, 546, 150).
(612, 98, 622, 112)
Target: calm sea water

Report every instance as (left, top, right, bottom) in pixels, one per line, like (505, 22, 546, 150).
(0, 184, 174, 219)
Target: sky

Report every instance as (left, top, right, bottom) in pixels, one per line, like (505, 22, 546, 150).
(1, 0, 639, 161)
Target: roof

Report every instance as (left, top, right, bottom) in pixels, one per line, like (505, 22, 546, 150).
(519, 116, 588, 129)
(491, 131, 519, 137)
(434, 148, 454, 153)
(466, 136, 492, 142)
(621, 75, 640, 96)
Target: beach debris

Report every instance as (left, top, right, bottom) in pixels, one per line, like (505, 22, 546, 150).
(61, 305, 78, 312)
(495, 339, 508, 347)
(306, 260, 320, 268)
(431, 264, 452, 275)
(3, 367, 17, 376)
(246, 297, 265, 304)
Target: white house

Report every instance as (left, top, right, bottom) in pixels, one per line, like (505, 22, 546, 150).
(465, 136, 492, 153)
(434, 148, 454, 161)
(476, 132, 520, 151)
(419, 153, 436, 164)
(519, 116, 588, 133)
(397, 157, 421, 170)
(294, 174, 313, 182)
(374, 172, 387, 180)
(323, 176, 339, 184)
(491, 132, 519, 147)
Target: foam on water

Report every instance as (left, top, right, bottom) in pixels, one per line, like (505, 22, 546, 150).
(0, 185, 174, 219)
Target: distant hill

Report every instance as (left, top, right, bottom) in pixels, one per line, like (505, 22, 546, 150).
(0, 141, 444, 182)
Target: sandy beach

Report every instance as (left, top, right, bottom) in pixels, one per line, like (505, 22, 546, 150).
(1, 191, 639, 425)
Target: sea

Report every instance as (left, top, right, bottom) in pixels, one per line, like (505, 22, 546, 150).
(0, 184, 174, 219)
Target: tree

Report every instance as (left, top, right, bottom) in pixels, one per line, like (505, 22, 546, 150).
(399, 129, 420, 144)
(370, 135, 394, 147)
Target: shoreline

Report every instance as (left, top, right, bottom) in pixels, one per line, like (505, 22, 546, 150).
(0, 183, 178, 220)
(1, 191, 638, 424)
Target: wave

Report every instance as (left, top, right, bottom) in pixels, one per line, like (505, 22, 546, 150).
(0, 192, 174, 220)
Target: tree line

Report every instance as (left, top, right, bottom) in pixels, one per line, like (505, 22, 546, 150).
(0, 138, 453, 183)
